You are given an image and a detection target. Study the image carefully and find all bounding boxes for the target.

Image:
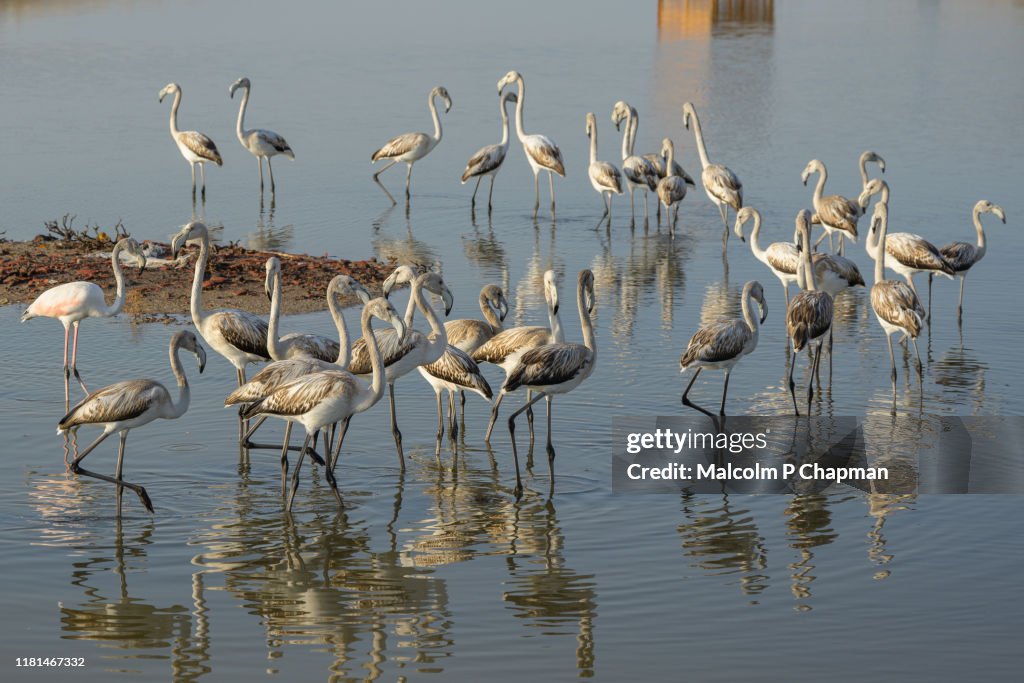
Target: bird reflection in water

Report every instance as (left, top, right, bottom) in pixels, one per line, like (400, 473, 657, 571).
(679, 491, 769, 601)
(372, 205, 440, 274)
(245, 203, 295, 252)
(58, 519, 211, 681)
(191, 470, 453, 680)
(502, 498, 597, 678)
(865, 493, 915, 581)
(462, 211, 510, 291)
(783, 493, 839, 612)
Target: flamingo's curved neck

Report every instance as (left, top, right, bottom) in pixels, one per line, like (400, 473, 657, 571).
(664, 142, 676, 177)
(811, 166, 828, 210)
(687, 107, 711, 169)
(499, 96, 512, 147)
(328, 288, 351, 367)
(874, 212, 888, 285)
(414, 280, 447, 352)
(429, 92, 443, 143)
(588, 121, 598, 165)
(266, 270, 286, 360)
(356, 310, 385, 413)
(578, 282, 596, 352)
(105, 242, 129, 317)
(620, 111, 632, 162)
(973, 208, 988, 256)
(189, 234, 209, 330)
(748, 213, 769, 266)
(480, 293, 502, 333)
(798, 226, 818, 292)
(741, 287, 760, 335)
(168, 88, 182, 137)
(512, 76, 527, 142)
(628, 107, 639, 157)
(235, 86, 250, 143)
(859, 152, 870, 188)
(548, 292, 564, 344)
(167, 343, 192, 419)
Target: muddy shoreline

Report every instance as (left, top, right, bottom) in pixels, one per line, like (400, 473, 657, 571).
(0, 236, 395, 323)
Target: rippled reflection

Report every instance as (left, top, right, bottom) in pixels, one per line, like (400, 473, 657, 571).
(245, 205, 295, 252)
(58, 520, 211, 681)
(679, 492, 769, 598)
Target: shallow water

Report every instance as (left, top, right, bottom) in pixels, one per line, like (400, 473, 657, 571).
(2, 0, 1023, 680)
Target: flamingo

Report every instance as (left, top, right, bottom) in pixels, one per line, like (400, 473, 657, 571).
(378, 265, 493, 450)
(58, 330, 206, 515)
(158, 83, 223, 200)
(801, 159, 860, 255)
(227, 275, 371, 476)
(733, 207, 800, 305)
(504, 270, 597, 499)
(371, 86, 452, 204)
(21, 237, 147, 403)
(939, 200, 1007, 321)
(443, 283, 508, 416)
(869, 202, 925, 399)
(859, 180, 955, 317)
(611, 101, 659, 226)
(810, 150, 886, 241)
(496, 70, 566, 215)
(170, 221, 270, 439)
(786, 210, 834, 415)
(264, 257, 340, 362)
(348, 266, 454, 467)
(655, 138, 689, 232)
(474, 270, 564, 442)
(461, 91, 518, 212)
(229, 77, 294, 196)
(681, 102, 743, 242)
(680, 280, 767, 416)
(585, 112, 623, 227)
(241, 298, 406, 511)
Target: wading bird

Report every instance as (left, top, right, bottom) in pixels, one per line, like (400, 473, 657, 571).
(734, 207, 800, 305)
(682, 102, 743, 242)
(859, 180, 954, 317)
(680, 280, 767, 416)
(228, 275, 370, 474)
(504, 270, 597, 499)
(443, 284, 508, 416)
(939, 200, 1007, 321)
(265, 257, 340, 362)
(611, 101, 659, 226)
(242, 298, 406, 511)
(379, 266, 492, 450)
(868, 202, 925, 400)
(801, 159, 860, 255)
(58, 330, 206, 515)
(496, 70, 565, 214)
(786, 211, 834, 415)
(171, 222, 270, 439)
(655, 138, 689, 232)
(371, 86, 452, 204)
(22, 237, 147, 403)
(475, 270, 563, 442)
(585, 112, 623, 227)
(461, 91, 518, 212)
(158, 83, 223, 200)
(348, 267, 454, 467)
(229, 77, 294, 196)
(811, 150, 886, 239)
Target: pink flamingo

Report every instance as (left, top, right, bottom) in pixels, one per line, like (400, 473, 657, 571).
(21, 237, 147, 404)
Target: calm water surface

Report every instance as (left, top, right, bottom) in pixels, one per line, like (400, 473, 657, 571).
(2, 1, 1023, 680)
